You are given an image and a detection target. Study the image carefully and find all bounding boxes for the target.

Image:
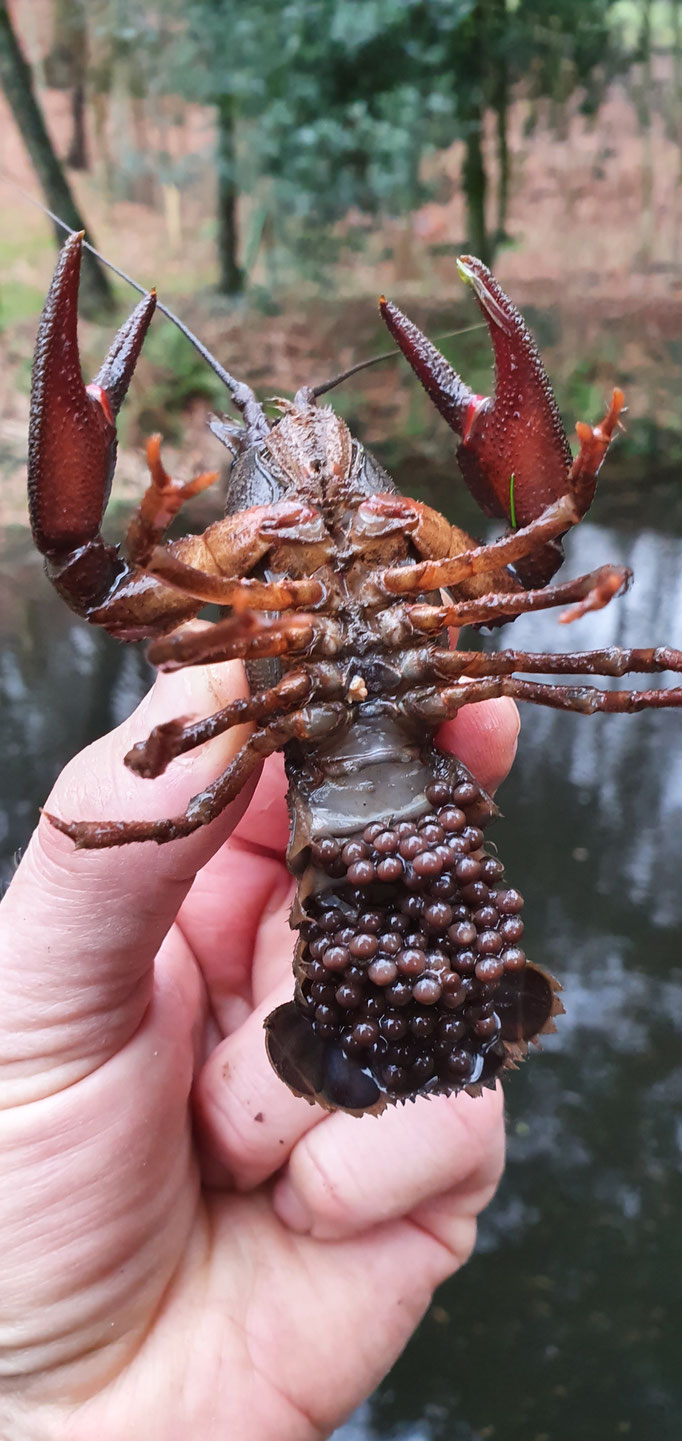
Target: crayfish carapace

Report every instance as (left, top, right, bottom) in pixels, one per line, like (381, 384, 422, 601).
(28, 237, 682, 1114)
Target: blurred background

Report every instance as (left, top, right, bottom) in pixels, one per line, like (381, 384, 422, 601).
(1, 2, 681, 1439)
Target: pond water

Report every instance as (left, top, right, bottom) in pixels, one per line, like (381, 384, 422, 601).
(1, 458, 681, 1441)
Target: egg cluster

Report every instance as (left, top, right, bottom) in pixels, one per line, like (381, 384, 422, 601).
(297, 779, 528, 1099)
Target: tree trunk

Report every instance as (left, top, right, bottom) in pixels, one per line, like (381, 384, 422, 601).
(216, 96, 243, 294)
(46, 0, 89, 169)
(635, 0, 654, 264)
(459, 0, 492, 266)
(65, 0, 89, 171)
(0, 1, 112, 312)
(463, 121, 490, 265)
(671, 0, 682, 268)
(489, 0, 510, 243)
(67, 79, 88, 170)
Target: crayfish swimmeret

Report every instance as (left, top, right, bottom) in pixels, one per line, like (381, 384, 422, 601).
(28, 236, 682, 1115)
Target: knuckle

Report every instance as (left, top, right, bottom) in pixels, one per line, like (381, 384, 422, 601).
(292, 1136, 356, 1227)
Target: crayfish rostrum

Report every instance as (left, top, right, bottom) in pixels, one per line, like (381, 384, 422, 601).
(28, 236, 682, 1116)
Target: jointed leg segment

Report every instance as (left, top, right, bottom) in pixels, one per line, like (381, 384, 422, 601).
(126, 435, 220, 567)
(46, 702, 346, 849)
(406, 676, 682, 723)
(378, 492, 581, 597)
(147, 611, 343, 672)
(403, 565, 630, 635)
(431, 644, 682, 682)
(125, 665, 345, 778)
(142, 546, 326, 610)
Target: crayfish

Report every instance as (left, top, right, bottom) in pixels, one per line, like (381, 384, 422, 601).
(27, 235, 682, 1116)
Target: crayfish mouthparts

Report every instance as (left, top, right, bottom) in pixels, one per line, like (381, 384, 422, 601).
(265, 769, 562, 1117)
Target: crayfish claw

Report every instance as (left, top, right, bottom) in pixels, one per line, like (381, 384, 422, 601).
(381, 258, 582, 590)
(29, 232, 156, 556)
(29, 231, 113, 555)
(28, 232, 157, 622)
(91, 287, 157, 419)
(379, 294, 482, 451)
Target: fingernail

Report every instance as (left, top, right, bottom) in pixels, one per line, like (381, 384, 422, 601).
(503, 696, 522, 740)
(273, 1178, 313, 1234)
(157, 657, 247, 714)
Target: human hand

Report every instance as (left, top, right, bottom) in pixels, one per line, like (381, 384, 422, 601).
(0, 658, 518, 1441)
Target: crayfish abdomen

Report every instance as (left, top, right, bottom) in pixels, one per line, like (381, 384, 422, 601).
(267, 733, 560, 1114)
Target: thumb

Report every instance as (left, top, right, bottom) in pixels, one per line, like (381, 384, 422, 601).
(0, 656, 255, 1102)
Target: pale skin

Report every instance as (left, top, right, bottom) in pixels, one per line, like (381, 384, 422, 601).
(0, 655, 519, 1441)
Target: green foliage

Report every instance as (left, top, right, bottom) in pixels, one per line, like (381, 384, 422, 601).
(510, 0, 625, 116)
(160, 0, 477, 234)
(0, 280, 46, 328)
(88, 0, 630, 285)
(131, 325, 227, 439)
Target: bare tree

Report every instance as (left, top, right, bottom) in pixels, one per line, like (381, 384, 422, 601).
(0, 0, 112, 311)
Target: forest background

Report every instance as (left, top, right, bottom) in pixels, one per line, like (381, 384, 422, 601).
(1, 0, 682, 525)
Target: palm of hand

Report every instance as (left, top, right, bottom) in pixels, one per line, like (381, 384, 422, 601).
(0, 663, 511, 1441)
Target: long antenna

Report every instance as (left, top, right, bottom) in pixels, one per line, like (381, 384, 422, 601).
(311, 322, 486, 397)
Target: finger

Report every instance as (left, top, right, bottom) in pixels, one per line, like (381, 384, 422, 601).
(272, 1084, 505, 1240)
(194, 906, 326, 1190)
(177, 834, 292, 1032)
(256, 1211, 481, 1440)
(0, 658, 255, 1100)
(438, 694, 520, 793)
(174, 747, 292, 1016)
(194, 980, 326, 1190)
(233, 751, 290, 855)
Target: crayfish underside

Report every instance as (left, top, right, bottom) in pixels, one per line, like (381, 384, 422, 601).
(27, 237, 682, 1115)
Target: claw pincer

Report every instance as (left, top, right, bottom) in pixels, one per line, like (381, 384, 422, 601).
(380, 256, 621, 589)
(28, 232, 156, 618)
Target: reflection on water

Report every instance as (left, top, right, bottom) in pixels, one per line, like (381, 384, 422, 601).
(0, 542, 152, 887)
(333, 517, 682, 1441)
(1, 507, 681, 1441)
